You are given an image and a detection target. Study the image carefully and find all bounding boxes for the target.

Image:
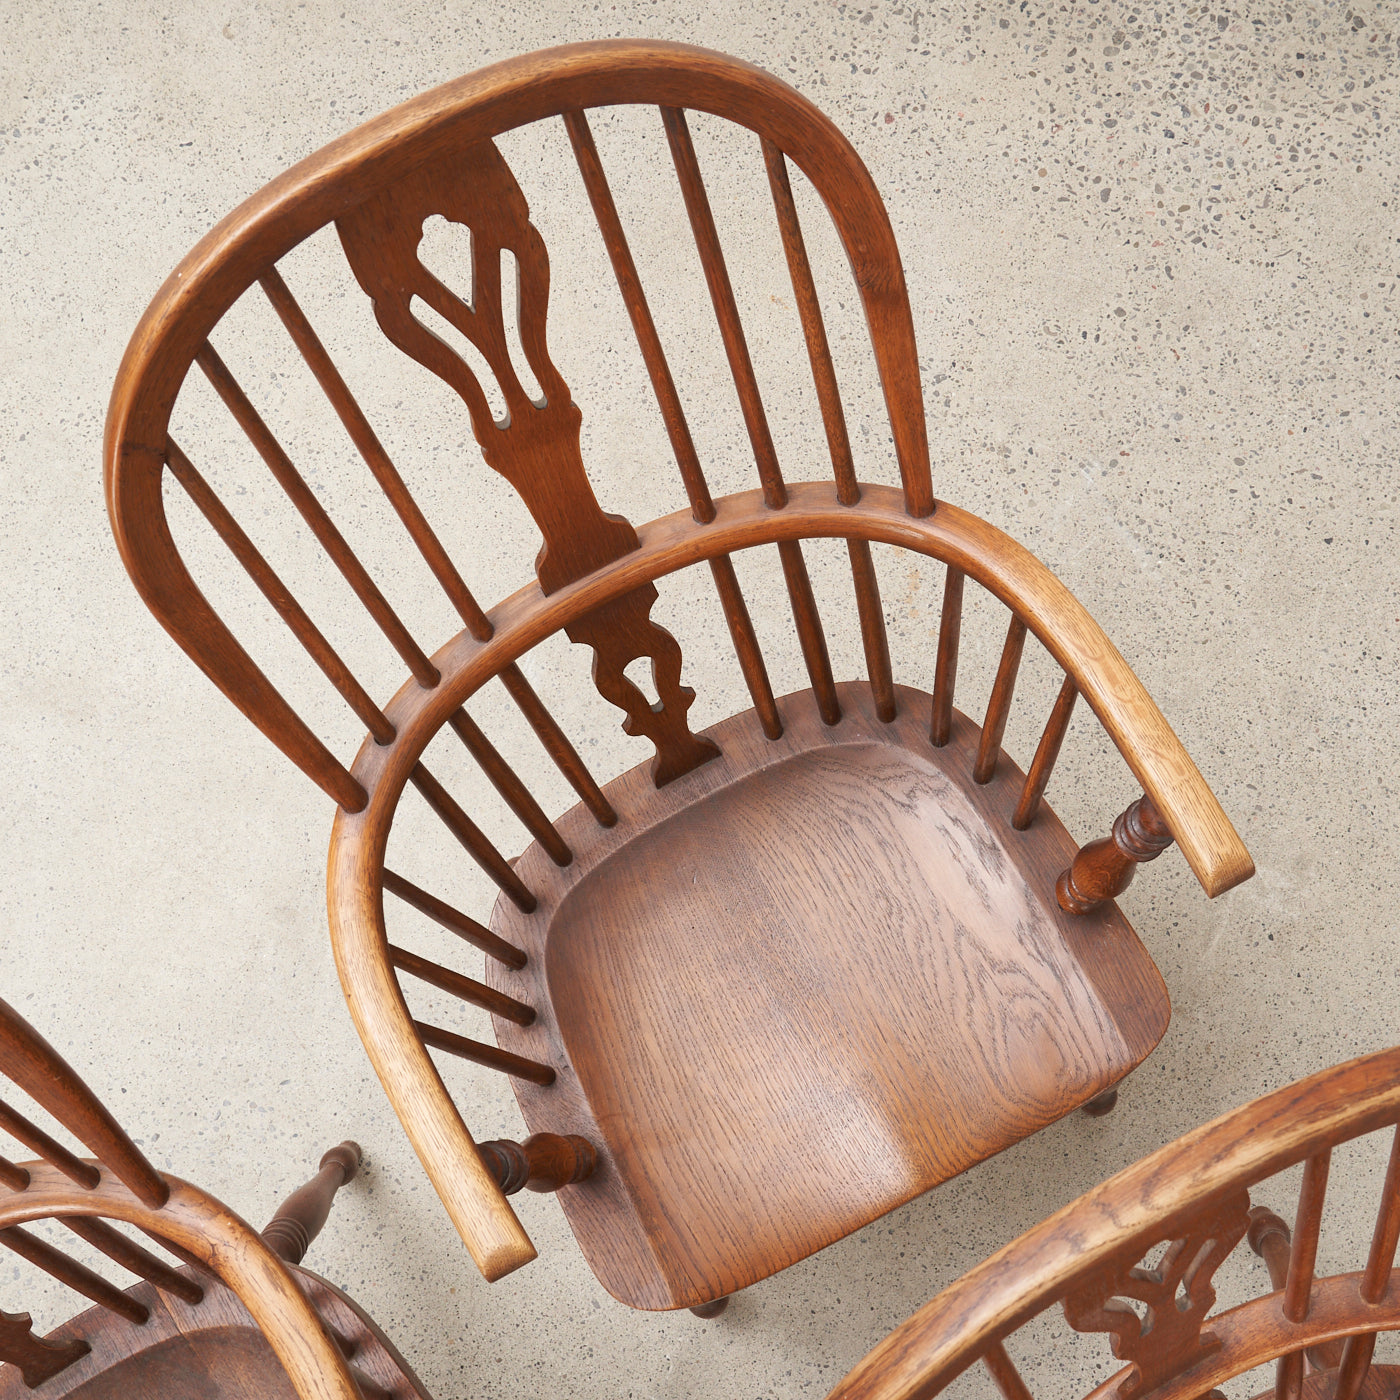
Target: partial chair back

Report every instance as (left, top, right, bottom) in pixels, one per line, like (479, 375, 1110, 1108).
(830, 1046, 1400, 1400)
(0, 998, 362, 1399)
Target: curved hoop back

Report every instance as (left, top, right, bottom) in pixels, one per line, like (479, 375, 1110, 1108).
(831, 1045, 1400, 1400)
(105, 39, 930, 806)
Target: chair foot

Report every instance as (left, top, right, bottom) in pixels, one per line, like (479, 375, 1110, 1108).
(689, 1295, 730, 1319)
(1082, 1088, 1119, 1118)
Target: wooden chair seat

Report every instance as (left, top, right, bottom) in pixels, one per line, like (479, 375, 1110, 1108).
(489, 683, 1169, 1308)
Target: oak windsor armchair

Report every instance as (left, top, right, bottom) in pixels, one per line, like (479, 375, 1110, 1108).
(829, 1045, 1400, 1400)
(0, 996, 429, 1399)
(105, 39, 1255, 1314)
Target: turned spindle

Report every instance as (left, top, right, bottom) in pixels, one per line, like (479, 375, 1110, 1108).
(261, 1141, 361, 1264)
(477, 1133, 597, 1195)
(1057, 793, 1174, 915)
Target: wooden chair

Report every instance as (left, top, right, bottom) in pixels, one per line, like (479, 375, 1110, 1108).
(104, 39, 1255, 1314)
(829, 1044, 1400, 1400)
(0, 996, 428, 1399)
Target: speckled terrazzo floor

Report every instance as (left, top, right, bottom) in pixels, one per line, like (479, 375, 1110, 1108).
(2, 2, 1397, 1397)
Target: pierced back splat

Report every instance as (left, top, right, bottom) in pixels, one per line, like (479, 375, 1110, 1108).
(336, 140, 718, 786)
(1061, 1188, 1252, 1399)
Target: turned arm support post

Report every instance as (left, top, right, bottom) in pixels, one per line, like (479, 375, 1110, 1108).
(1247, 1206, 1345, 1372)
(1057, 792, 1175, 915)
(261, 1141, 361, 1264)
(477, 1133, 597, 1195)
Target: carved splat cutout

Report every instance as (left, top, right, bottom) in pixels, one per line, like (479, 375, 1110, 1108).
(1, 1306, 90, 1386)
(335, 140, 718, 786)
(1062, 1189, 1251, 1398)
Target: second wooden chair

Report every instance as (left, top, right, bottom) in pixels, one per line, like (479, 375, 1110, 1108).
(0, 996, 426, 1400)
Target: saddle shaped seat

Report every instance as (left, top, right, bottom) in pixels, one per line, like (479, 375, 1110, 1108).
(489, 683, 1168, 1308)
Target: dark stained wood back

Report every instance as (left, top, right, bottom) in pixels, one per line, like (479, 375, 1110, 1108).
(106, 38, 929, 806)
(829, 1045, 1400, 1400)
(0, 998, 364, 1399)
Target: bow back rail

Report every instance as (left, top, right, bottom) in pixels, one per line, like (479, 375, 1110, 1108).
(0, 996, 367, 1399)
(827, 1044, 1400, 1400)
(105, 38, 929, 810)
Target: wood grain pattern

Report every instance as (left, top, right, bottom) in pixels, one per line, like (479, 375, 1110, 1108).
(827, 1046, 1400, 1400)
(328, 483, 1252, 1286)
(485, 683, 1167, 1309)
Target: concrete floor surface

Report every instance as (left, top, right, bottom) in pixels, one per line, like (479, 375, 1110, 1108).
(2, 1, 1398, 1397)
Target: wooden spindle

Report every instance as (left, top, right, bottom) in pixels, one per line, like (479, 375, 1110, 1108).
(661, 106, 787, 509)
(0, 1155, 30, 1190)
(0, 1101, 100, 1190)
(381, 868, 526, 969)
(1249, 1151, 1336, 1399)
(447, 709, 571, 866)
(497, 665, 617, 827)
(1056, 793, 1175, 915)
(1335, 1124, 1400, 1400)
(0, 999, 167, 1208)
(409, 764, 536, 913)
(563, 109, 714, 523)
(389, 945, 535, 1026)
(1359, 1123, 1400, 1304)
(778, 540, 840, 725)
(974, 616, 1028, 785)
(166, 440, 396, 745)
(761, 139, 857, 504)
(194, 341, 440, 688)
(261, 1141, 360, 1265)
(62, 1217, 204, 1304)
(0, 1311, 89, 1388)
(415, 1020, 555, 1086)
(709, 555, 782, 740)
(1286, 1151, 1332, 1321)
(847, 540, 897, 723)
(477, 1133, 597, 1195)
(0, 1226, 148, 1323)
(930, 565, 965, 747)
(982, 1341, 1035, 1400)
(1013, 676, 1078, 830)
(257, 272, 623, 828)
(259, 266, 495, 640)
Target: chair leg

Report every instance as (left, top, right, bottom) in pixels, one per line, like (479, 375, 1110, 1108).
(1082, 1087, 1119, 1118)
(261, 1141, 361, 1264)
(689, 1295, 730, 1319)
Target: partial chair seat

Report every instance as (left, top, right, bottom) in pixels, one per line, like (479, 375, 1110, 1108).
(489, 682, 1170, 1309)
